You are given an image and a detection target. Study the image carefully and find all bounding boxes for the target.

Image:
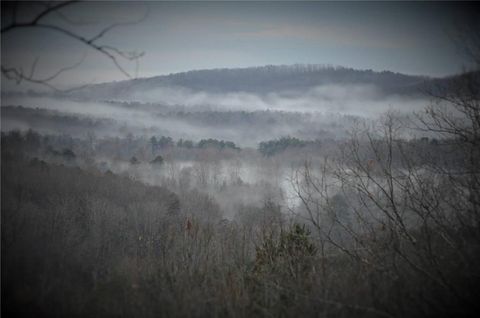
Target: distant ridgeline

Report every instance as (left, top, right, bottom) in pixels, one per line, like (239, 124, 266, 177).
(63, 64, 428, 100)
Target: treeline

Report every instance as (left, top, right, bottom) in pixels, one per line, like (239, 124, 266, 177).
(1, 105, 115, 133)
(258, 136, 321, 156)
(3, 129, 326, 160)
(151, 136, 239, 151)
(1, 130, 243, 165)
(1, 130, 452, 166)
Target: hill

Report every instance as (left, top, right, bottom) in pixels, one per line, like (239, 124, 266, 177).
(65, 64, 429, 100)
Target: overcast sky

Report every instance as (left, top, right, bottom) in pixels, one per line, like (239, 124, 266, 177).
(1, 1, 477, 90)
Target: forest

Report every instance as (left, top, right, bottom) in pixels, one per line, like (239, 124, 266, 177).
(3, 68, 480, 317)
(2, 1, 480, 317)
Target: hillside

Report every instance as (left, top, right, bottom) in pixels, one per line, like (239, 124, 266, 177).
(66, 64, 429, 100)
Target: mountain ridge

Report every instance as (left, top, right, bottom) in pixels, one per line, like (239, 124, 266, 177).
(65, 64, 432, 100)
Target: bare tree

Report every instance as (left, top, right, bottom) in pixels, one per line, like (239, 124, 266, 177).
(1, 0, 146, 90)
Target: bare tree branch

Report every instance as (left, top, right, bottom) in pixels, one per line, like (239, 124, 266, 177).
(1, 0, 147, 90)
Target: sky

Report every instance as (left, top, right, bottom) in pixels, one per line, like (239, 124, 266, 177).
(1, 1, 477, 90)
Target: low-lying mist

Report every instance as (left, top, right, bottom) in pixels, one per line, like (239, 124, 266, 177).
(130, 83, 428, 116)
(1, 83, 429, 147)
